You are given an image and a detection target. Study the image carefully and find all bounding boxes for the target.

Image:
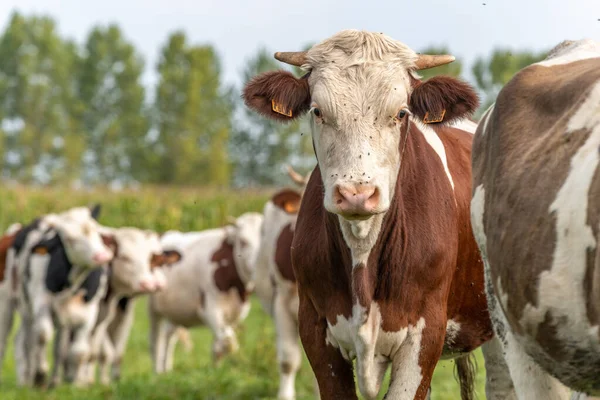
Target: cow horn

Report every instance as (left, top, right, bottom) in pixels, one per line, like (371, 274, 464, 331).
(414, 54, 455, 70)
(286, 165, 307, 186)
(274, 51, 307, 67)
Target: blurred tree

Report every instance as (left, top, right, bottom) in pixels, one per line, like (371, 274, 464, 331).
(0, 12, 82, 183)
(230, 46, 314, 187)
(77, 24, 148, 185)
(472, 49, 547, 118)
(416, 46, 463, 80)
(149, 32, 231, 186)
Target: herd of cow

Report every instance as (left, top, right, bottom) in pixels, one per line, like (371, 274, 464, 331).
(0, 29, 599, 400)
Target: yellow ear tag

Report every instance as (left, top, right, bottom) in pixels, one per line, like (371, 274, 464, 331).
(272, 99, 292, 117)
(423, 109, 446, 124)
(33, 247, 48, 255)
(284, 201, 299, 214)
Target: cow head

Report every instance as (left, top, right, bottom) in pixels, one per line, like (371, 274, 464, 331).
(225, 212, 264, 286)
(44, 205, 114, 268)
(244, 30, 478, 240)
(103, 228, 176, 295)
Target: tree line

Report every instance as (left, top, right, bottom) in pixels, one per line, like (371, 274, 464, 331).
(0, 12, 547, 187)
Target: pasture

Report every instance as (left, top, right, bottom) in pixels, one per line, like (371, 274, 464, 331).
(0, 186, 487, 399)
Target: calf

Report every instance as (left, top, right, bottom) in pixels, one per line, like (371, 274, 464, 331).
(244, 29, 495, 400)
(0, 205, 114, 386)
(471, 39, 600, 399)
(149, 212, 263, 373)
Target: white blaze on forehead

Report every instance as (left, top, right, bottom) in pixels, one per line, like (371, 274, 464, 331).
(538, 39, 600, 67)
(417, 121, 455, 191)
(520, 81, 600, 344)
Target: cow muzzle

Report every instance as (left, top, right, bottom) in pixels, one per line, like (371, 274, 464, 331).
(139, 271, 167, 293)
(332, 183, 382, 219)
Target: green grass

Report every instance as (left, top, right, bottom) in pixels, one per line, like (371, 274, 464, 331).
(0, 297, 486, 400)
(0, 186, 488, 399)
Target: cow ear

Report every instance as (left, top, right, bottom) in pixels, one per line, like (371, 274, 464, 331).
(32, 235, 61, 255)
(90, 204, 102, 220)
(410, 76, 479, 125)
(243, 70, 311, 122)
(272, 189, 302, 214)
(163, 250, 182, 265)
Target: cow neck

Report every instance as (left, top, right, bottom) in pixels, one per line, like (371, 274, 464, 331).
(102, 240, 120, 303)
(335, 121, 425, 310)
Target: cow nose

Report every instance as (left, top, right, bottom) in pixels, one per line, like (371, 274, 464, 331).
(93, 251, 112, 265)
(333, 183, 380, 217)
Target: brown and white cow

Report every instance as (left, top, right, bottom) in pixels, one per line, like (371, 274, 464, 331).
(244, 29, 494, 400)
(252, 167, 315, 400)
(148, 212, 263, 372)
(471, 39, 600, 399)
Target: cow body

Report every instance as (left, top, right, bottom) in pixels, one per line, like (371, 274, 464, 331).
(244, 30, 494, 400)
(471, 39, 600, 398)
(149, 212, 262, 372)
(253, 189, 308, 400)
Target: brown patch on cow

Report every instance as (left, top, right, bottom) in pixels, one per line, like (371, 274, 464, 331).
(410, 76, 479, 125)
(280, 361, 293, 374)
(199, 290, 206, 309)
(150, 250, 182, 270)
(271, 189, 302, 214)
(0, 232, 17, 283)
(275, 224, 295, 282)
(535, 311, 569, 362)
(586, 165, 600, 331)
(212, 240, 247, 302)
(352, 263, 372, 308)
(243, 70, 311, 122)
(471, 57, 600, 328)
(101, 234, 119, 257)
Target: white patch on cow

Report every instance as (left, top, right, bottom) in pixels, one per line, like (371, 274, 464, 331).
(519, 81, 600, 346)
(326, 302, 425, 400)
(538, 39, 600, 67)
(417, 121, 455, 191)
(478, 104, 495, 137)
(445, 319, 461, 346)
(470, 184, 487, 253)
(450, 118, 478, 135)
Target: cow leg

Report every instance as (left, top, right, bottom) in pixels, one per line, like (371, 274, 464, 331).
(164, 324, 179, 372)
(204, 306, 238, 362)
(49, 323, 69, 388)
(32, 312, 54, 387)
(274, 290, 301, 400)
(385, 318, 445, 400)
(481, 336, 517, 399)
(14, 319, 32, 386)
(297, 291, 357, 400)
(108, 301, 135, 381)
(0, 288, 15, 384)
(99, 337, 115, 385)
(150, 312, 168, 374)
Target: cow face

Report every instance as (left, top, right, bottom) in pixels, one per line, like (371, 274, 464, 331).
(225, 212, 264, 286)
(45, 206, 114, 268)
(105, 228, 175, 295)
(244, 30, 478, 238)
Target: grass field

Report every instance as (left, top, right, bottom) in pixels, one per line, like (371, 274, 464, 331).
(0, 186, 488, 399)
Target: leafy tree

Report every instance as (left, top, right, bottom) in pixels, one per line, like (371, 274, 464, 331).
(77, 24, 147, 184)
(0, 12, 81, 183)
(230, 47, 314, 187)
(472, 49, 547, 117)
(149, 32, 231, 186)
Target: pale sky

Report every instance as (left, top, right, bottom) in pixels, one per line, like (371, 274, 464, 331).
(1, 0, 599, 91)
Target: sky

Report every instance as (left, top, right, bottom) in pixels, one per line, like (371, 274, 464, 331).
(0, 0, 599, 91)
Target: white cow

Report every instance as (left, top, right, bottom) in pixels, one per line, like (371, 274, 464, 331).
(149, 212, 263, 373)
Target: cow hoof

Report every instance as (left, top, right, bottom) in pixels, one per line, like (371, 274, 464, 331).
(33, 371, 47, 387)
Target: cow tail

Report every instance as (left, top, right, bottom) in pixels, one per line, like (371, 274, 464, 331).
(455, 353, 477, 400)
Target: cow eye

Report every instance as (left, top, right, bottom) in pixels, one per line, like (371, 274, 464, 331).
(313, 108, 322, 118)
(397, 109, 409, 119)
